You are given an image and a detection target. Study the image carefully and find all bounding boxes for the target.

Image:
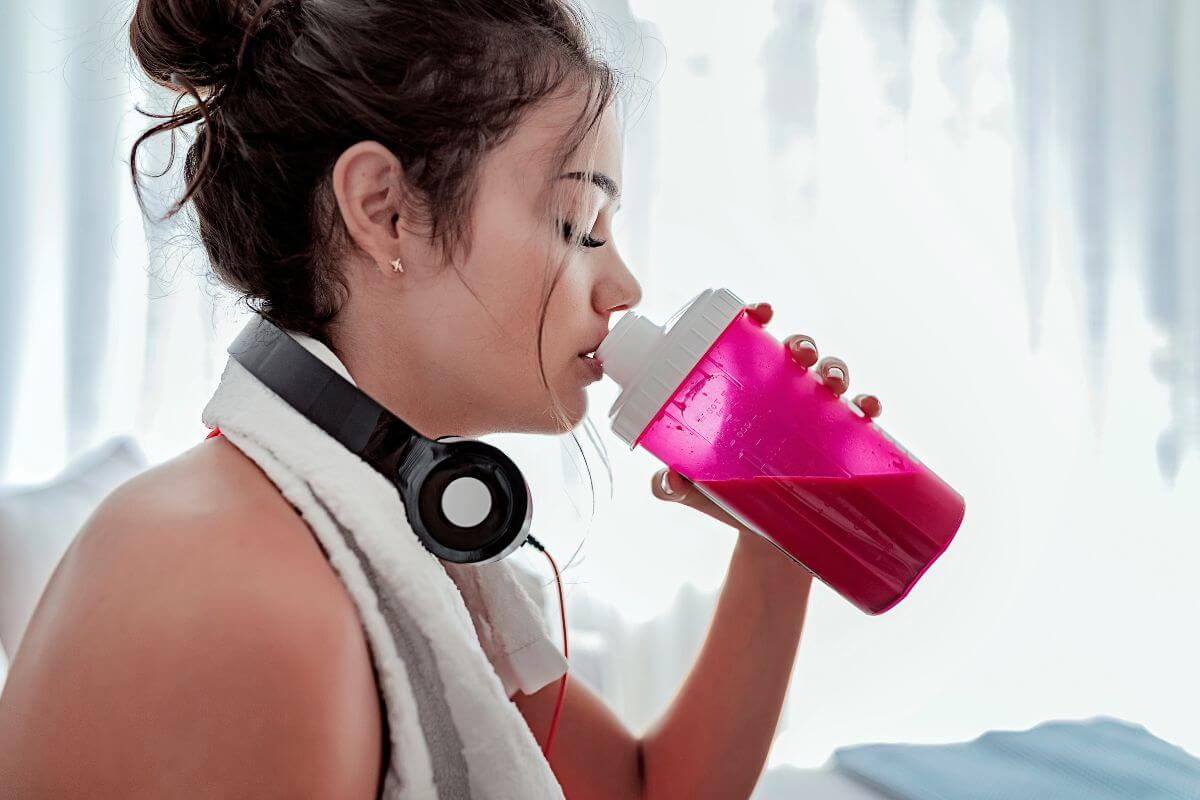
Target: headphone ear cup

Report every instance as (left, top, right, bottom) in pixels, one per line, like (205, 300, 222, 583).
(400, 438, 531, 564)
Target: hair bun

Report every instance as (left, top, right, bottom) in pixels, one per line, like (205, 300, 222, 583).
(129, 0, 256, 93)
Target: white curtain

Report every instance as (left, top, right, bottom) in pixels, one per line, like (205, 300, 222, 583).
(2, 0, 1197, 768)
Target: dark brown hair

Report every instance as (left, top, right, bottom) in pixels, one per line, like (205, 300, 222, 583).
(128, 0, 622, 359)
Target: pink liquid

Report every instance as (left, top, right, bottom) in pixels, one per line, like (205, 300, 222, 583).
(697, 471, 964, 614)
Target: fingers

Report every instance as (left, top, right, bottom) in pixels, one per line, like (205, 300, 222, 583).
(816, 355, 849, 396)
(784, 334, 819, 368)
(651, 469, 746, 530)
(852, 393, 883, 419)
(746, 302, 773, 326)
(746, 314, 879, 412)
(651, 468, 691, 503)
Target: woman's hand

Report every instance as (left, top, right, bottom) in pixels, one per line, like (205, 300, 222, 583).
(650, 302, 883, 531)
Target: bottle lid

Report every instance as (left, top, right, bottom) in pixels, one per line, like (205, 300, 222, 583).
(596, 287, 746, 448)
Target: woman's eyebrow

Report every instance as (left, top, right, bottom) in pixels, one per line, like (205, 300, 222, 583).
(559, 171, 621, 207)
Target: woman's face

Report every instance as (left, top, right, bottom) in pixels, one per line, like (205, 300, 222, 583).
(332, 90, 642, 439)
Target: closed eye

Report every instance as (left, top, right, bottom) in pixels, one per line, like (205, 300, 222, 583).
(560, 220, 607, 249)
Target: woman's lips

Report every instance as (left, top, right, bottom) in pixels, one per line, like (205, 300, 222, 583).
(578, 353, 603, 381)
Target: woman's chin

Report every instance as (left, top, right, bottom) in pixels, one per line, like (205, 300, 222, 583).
(533, 388, 588, 434)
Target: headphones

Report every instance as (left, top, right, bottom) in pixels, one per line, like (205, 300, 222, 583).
(227, 314, 533, 564)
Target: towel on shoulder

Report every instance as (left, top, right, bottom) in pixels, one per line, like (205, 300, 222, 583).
(202, 326, 567, 800)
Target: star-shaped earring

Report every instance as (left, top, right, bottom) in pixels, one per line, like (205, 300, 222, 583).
(390, 257, 404, 273)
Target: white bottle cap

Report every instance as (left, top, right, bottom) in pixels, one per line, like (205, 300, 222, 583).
(596, 287, 746, 448)
(594, 313, 666, 387)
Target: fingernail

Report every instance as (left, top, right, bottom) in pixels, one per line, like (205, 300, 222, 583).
(793, 339, 817, 356)
(827, 366, 845, 383)
(659, 470, 675, 497)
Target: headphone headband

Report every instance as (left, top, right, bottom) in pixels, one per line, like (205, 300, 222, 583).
(228, 314, 411, 456)
(228, 315, 531, 564)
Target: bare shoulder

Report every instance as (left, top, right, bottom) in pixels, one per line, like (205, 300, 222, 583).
(0, 437, 383, 799)
(66, 434, 342, 601)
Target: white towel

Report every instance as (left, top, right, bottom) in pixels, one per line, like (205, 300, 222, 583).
(201, 328, 568, 800)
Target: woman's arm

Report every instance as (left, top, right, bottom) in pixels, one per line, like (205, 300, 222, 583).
(639, 528, 812, 800)
(516, 306, 873, 798)
(637, 305, 859, 798)
(514, 527, 811, 800)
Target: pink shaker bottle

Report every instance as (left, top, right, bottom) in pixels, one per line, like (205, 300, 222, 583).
(594, 288, 965, 614)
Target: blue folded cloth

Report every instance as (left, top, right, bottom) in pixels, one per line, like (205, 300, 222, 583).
(833, 717, 1200, 800)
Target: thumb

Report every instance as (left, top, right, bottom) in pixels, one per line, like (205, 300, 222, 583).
(650, 468, 691, 502)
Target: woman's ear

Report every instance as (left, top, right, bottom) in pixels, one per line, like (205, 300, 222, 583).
(331, 141, 413, 276)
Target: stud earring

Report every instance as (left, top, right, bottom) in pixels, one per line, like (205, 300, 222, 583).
(390, 257, 404, 273)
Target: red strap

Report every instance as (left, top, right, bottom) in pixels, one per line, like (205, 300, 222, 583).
(205, 426, 223, 440)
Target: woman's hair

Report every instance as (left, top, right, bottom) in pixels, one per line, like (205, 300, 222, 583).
(128, 0, 625, 432)
(128, 0, 624, 556)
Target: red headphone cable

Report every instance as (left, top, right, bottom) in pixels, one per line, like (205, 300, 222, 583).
(523, 534, 569, 762)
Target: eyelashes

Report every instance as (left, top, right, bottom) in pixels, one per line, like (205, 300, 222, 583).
(560, 220, 606, 249)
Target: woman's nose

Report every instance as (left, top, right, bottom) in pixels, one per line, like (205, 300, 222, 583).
(598, 259, 642, 314)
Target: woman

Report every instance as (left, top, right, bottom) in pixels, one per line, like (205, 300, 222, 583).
(0, 0, 881, 797)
